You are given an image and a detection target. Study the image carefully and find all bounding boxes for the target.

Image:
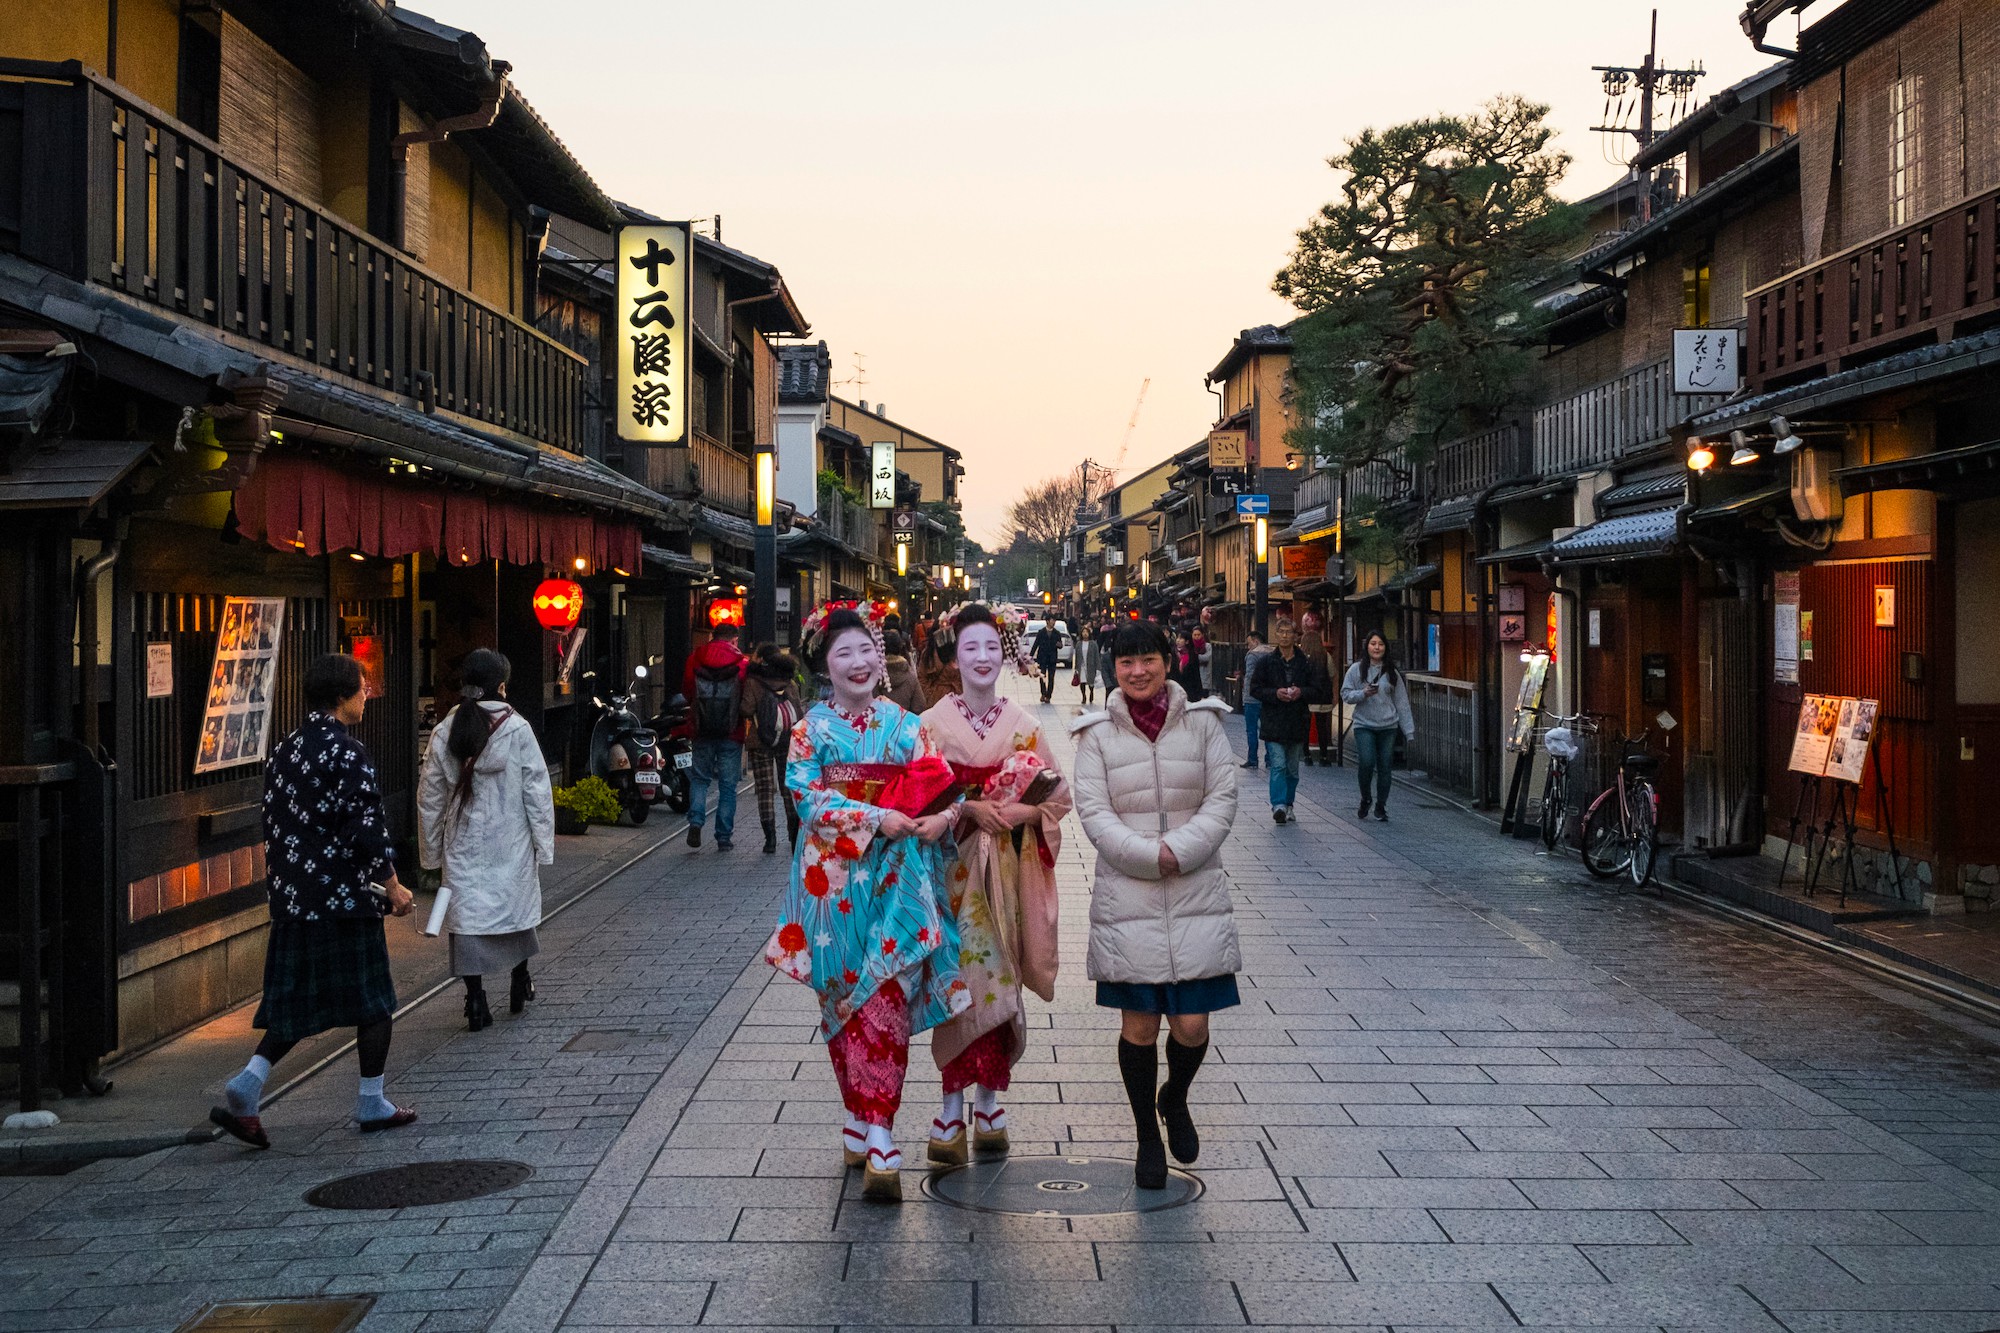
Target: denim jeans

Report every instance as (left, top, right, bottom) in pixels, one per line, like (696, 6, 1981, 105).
(1353, 725, 1397, 809)
(689, 739, 741, 842)
(1242, 699, 1262, 765)
(1264, 740, 1303, 808)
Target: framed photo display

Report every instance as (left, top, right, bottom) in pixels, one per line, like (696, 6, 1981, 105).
(194, 597, 286, 774)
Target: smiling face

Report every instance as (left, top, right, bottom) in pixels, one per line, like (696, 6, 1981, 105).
(825, 626, 883, 708)
(1366, 632, 1388, 662)
(1115, 651, 1168, 703)
(955, 622, 1005, 693)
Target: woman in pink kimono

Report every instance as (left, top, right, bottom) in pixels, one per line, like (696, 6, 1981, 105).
(921, 603, 1069, 1164)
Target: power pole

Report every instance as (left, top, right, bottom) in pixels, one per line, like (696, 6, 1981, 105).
(1592, 8, 1705, 220)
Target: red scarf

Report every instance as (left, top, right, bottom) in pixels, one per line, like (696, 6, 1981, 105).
(1124, 689, 1169, 742)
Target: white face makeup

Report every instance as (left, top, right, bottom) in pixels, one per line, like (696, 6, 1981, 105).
(955, 623, 1005, 695)
(826, 627, 883, 707)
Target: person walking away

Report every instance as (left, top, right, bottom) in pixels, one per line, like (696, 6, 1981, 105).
(1341, 630, 1415, 820)
(683, 621, 748, 850)
(1249, 618, 1331, 825)
(1191, 629, 1213, 697)
(1030, 619, 1062, 704)
(1097, 622, 1118, 697)
(921, 605, 1069, 1165)
(882, 630, 929, 713)
(210, 653, 417, 1148)
(1071, 620, 1240, 1189)
(764, 607, 961, 1202)
(1297, 626, 1333, 766)
(418, 649, 552, 1032)
(1075, 624, 1100, 706)
(1170, 631, 1208, 703)
(742, 644, 804, 854)
(1238, 630, 1271, 770)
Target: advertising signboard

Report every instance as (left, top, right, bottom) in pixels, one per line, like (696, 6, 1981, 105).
(615, 223, 692, 449)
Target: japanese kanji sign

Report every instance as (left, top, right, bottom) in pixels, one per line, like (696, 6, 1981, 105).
(870, 442, 896, 509)
(615, 223, 692, 448)
(1672, 327, 1740, 394)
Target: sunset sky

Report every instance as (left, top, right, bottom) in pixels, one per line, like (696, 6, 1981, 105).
(463, 1, 1784, 542)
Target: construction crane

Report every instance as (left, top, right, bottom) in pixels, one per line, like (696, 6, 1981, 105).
(1104, 377, 1150, 488)
(1072, 378, 1151, 525)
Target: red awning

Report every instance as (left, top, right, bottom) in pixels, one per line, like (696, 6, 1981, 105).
(234, 454, 641, 571)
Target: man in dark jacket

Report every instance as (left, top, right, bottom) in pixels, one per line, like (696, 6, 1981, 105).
(1248, 618, 1329, 825)
(1031, 622, 1062, 703)
(682, 623, 748, 850)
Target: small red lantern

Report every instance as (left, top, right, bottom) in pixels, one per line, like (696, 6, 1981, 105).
(533, 578, 584, 632)
(707, 597, 745, 629)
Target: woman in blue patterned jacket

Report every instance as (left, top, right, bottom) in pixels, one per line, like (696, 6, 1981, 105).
(209, 653, 418, 1148)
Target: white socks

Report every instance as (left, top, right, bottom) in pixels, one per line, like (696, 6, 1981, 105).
(864, 1122, 901, 1169)
(356, 1074, 395, 1123)
(936, 1091, 966, 1136)
(973, 1085, 1001, 1118)
(225, 1055, 272, 1117)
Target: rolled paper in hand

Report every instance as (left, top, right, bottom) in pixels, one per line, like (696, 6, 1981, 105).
(423, 886, 452, 938)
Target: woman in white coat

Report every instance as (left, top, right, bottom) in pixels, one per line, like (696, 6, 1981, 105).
(419, 648, 554, 1032)
(1070, 619, 1240, 1190)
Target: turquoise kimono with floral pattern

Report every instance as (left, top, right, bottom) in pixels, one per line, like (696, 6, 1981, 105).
(762, 700, 968, 1042)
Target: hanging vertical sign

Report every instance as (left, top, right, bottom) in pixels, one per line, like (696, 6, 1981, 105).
(1773, 570, 1800, 683)
(870, 441, 896, 508)
(615, 223, 692, 449)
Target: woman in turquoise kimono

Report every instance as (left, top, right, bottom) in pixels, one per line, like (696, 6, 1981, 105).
(762, 606, 964, 1202)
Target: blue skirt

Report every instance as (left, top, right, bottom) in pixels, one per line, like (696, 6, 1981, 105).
(1096, 974, 1240, 1015)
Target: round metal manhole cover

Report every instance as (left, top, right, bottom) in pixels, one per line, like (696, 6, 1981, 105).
(304, 1159, 533, 1210)
(920, 1155, 1202, 1216)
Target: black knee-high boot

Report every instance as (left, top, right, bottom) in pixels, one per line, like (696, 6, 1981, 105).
(1117, 1039, 1166, 1188)
(1158, 1038, 1207, 1164)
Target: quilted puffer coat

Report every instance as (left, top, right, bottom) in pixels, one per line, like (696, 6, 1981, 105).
(1070, 683, 1241, 984)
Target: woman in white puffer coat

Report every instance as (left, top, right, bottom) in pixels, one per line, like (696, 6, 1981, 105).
(1070, 619, 1240, 1190)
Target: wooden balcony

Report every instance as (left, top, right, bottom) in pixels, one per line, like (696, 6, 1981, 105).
(818, 493, 886, 563)
(1532, 358, 1726, 475)
(1432, 423, 1530, 499)
(1347, 445, 1416, 505)
(0, 60, 588, 450)
(654, 431, 752, 515)
(1747, 183, 2000, 390)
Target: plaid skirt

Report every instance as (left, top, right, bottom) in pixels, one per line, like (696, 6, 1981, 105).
(254, 915, 398, 1042)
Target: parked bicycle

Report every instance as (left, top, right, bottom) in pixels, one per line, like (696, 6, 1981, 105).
(1581, 731, 1661, 887)
(1537, 711, 1603, 853)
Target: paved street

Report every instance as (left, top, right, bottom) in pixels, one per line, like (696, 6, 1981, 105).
(6, 677, 2000, 1332)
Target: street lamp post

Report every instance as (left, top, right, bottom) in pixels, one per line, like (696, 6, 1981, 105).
(1253, 516, 1269, 639)
(751, 442, 776, 644)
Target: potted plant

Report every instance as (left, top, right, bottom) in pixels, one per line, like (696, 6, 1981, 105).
(552, 776, 620, 833)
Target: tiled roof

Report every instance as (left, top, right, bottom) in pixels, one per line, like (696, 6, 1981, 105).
(778, 342, 831, 404)
(1691, 326, 2000, 433)
(1208, 322, 1297, 382)
(1550, 506, 1682, 563)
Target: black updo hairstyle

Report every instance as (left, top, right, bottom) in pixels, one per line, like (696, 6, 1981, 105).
(954, 602, 998, 633)
(808, 607, 874, 676)
(1105, 619, 1171, 665)
(446, 648, 511, 815)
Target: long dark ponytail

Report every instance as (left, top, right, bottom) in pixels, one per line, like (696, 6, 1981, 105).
(447, 648, 510, 813)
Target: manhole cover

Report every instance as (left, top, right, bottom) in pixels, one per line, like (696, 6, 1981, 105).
(174, 1297, 373, 1331)
(920, 1155, 1202, 1216)
(304, 1159, 533, 1210)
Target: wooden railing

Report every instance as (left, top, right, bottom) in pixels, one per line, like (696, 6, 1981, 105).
(1747, 183, 2000, 389)
(817, 492, 886, 562)
(1432, 423, 1531, 499)
(659, 431, 752, 514)
(1533, 358, 1726, 475)
(1404, 674, 1479, 799)
(0, 61, 588, 450)
(1347, 445, 1416, 504)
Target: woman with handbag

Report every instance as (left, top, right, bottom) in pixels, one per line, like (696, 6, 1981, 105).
(742, 644, 804, 854)
(921, 604, 1069, 1165)
(417, 648, 554, 1031)
(763, 606, 963, 1202)
(1075, 623, 1100, 705)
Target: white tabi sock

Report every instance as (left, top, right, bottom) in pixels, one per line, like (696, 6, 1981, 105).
(864, 1122, 901, 1169)
(973, 1085, 1004, 1126)
(843, 1111, 868, 1152)
(936, 1091, 965, 1136)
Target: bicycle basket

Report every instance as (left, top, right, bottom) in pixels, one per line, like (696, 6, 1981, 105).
(1544, 727, 1579, 760)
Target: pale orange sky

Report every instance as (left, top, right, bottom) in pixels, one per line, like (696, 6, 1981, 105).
(462, 1, 1785, 542)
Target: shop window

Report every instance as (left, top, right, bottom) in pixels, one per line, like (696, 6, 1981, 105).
(1682, 257, 1711, 328)
(1890, 72, 1924, 226)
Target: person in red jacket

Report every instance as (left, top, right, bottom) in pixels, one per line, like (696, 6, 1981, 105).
(682, 624, 748, 850)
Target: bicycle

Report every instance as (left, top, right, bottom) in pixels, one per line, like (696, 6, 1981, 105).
(1580, 731, 1661, 887)
(1536, 711, 1602, 853)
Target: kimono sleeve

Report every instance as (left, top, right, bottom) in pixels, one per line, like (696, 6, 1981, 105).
(785, 716, 886, 852)
(1027, 723, 1071, 854)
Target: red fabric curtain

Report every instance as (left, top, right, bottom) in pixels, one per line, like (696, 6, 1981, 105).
(234, 455, 644, 572)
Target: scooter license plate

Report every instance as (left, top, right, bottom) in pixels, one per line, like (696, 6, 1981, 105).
(672, 752, 694, 770)
(634, 771, 662, 785)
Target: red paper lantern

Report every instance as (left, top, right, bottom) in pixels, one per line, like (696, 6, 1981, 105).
(533, 579, 584, 631)
(707, 597, 745, 628)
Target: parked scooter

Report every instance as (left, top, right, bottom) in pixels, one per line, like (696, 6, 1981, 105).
(653, 693, 693, 814)
(585, 664, 668, 824)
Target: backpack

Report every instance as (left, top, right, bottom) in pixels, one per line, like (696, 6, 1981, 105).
(753, 681, 801, 755)
(692, 660, 742, 740)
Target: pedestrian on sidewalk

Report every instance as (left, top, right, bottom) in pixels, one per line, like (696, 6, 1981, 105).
(1030, 619, 1062, 703)
(1249, 618, 1331, 825)
(1340, 630, 1416, 821)
(1075, 623, 1100, 706)
(1097, 621, 1118, 697)
(916, 612, 960, 702)
(741, 643, 804, 854)
(763, 606, 962, 1203)
(210, 653, 417, 1149)
(921, 604, 1069, 1166)
(1071, 620, 1240, 1190)
(881, 630, 930, 713)
(417, 649, 553, 1033)
(683, 620, 748, 850)
(1170, 630, 1209, 703)
(1239, 630, 1271, 770)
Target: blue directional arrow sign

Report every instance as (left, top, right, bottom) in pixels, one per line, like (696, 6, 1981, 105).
(1235, 494, 1270, 523)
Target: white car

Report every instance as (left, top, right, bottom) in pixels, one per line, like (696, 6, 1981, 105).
(1025, 620, 1074, 668)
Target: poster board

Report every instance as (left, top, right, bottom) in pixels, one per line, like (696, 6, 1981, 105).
(1786, 694, 1838, 776)
(1824, 697, 1880, 784)
(194, 597, 286, 774)
(1505, 651, 1551, 754)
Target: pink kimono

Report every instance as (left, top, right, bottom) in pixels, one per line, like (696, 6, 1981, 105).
(921, 695, 1069, 1091)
